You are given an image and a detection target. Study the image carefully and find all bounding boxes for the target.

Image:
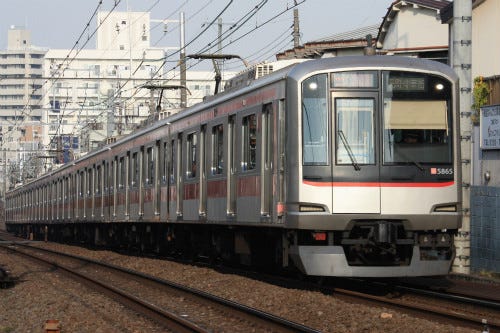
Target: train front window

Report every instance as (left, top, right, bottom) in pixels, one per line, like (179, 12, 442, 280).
(302, 74, 328, 165)
(382, 71, 452, 165)
(335, 98, 375, 165)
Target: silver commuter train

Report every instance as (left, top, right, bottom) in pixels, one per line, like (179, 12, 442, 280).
(5, 56, 461, 277)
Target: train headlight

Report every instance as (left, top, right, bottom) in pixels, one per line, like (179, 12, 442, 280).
(433, 204, 457, 212)
(308, 82, 318, 90)
(299, 204, 325, 212)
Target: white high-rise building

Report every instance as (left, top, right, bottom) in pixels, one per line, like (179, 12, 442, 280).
(0, 26, 47, 194)
(0, 11, 236, 193)
(43, 11, 166, 158)
(44, 11, 235, 159)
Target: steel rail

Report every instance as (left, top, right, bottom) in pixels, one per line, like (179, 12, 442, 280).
(0, 243, 209, 333)
(8, 243, 321, 333)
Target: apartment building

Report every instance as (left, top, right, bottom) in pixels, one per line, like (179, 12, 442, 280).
(0, 27, 46, 195)
(0, 11, 236, 193)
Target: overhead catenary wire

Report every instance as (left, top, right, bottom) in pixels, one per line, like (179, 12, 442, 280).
(6, 0, 307, 164)
(2, 0, 124, 150)
(73, 0, 305, 135)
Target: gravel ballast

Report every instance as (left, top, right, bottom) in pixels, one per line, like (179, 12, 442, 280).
(0, 242, 480, 333)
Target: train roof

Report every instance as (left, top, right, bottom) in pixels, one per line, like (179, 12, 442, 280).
(286, 55, 458, 83)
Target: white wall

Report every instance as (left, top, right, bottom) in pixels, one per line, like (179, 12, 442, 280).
(383, 6, 448, 51)
(472, 0, 500, 78)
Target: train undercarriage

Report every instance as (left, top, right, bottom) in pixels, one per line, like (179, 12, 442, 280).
(6, 219, 456, 277)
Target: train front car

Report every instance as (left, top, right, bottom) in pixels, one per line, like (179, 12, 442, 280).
(285, 56, 461, 277)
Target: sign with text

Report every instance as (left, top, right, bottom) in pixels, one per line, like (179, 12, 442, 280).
(480, 104, 500, 149)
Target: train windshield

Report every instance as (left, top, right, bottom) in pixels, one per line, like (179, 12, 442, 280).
(302, 74, 329, 165)
(382, 71, 453, 165)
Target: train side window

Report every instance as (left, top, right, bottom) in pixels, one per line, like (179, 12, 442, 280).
(79, 171, 84, 197)
(186, 132, 197, 178)
(96, 165, 101, 194)
(162, 141, 168, 184)
(242, 114, 257, 171)
(145, 146, 154, 185)
(211, 124, 224, 175)
(111, 158, 116, 192)
(170, 139, 175, 184)
(87, 168, 92, 196)
(118, 156, 125, 189)
(131, 152, 139, 187)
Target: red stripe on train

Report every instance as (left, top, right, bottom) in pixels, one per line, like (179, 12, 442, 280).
(303, 180, 455, 188)
(184, 183, 199, 200)
(207, 179, 227, 198)
(238, 175, 260, 197)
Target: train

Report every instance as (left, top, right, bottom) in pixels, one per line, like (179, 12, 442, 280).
(5, 56, 461, 277)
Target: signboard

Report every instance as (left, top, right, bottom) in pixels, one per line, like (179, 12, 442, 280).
(480, 104, 500, 149)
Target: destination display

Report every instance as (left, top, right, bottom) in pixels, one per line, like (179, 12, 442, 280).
(331, 71, 378, 88)
(388, 76, 426, 92)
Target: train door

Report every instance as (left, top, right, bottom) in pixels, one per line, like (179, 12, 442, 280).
(112, 157, 117, 219)
(73, 173, 77, 219)
(227, 115, 236, 216)
(104, 161, 111, 220)
(154, 140, 161, 217)
(236, 110, 260, 222)
(139, 147, 144, 216)
(330, 91, 380, 213)
(176, 133, 183, 218)
(167, 139, 176, 221)
(183, 130, 198, 221)
(96, 163, 103, 220)
(199, 125, 207, 217)
(261, 103, 273, 217)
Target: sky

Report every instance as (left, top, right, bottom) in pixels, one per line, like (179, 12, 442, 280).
(0, 0, 391, 71)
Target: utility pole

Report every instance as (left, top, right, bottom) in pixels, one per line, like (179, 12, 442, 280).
(293, 9, 300, 48)
(452, 0, 473, 275)
(151, 14, 186, 109)
(218, 18, 223, 53)
(180, 12, 187, 108)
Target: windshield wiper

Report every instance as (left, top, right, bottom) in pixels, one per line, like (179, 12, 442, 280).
(408, 159, 424, 171)
(395, 149, 425, 171)
(338, 130, 361, 171)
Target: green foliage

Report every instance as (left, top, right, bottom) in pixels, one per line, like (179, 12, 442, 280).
(471, 76, 490, 125)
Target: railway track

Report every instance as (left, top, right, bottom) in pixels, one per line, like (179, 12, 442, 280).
(0, 241, 320, 333)
(2, 231, 498, 331)
(187, 261, 500, 332)
(329, 279, 500, 332)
